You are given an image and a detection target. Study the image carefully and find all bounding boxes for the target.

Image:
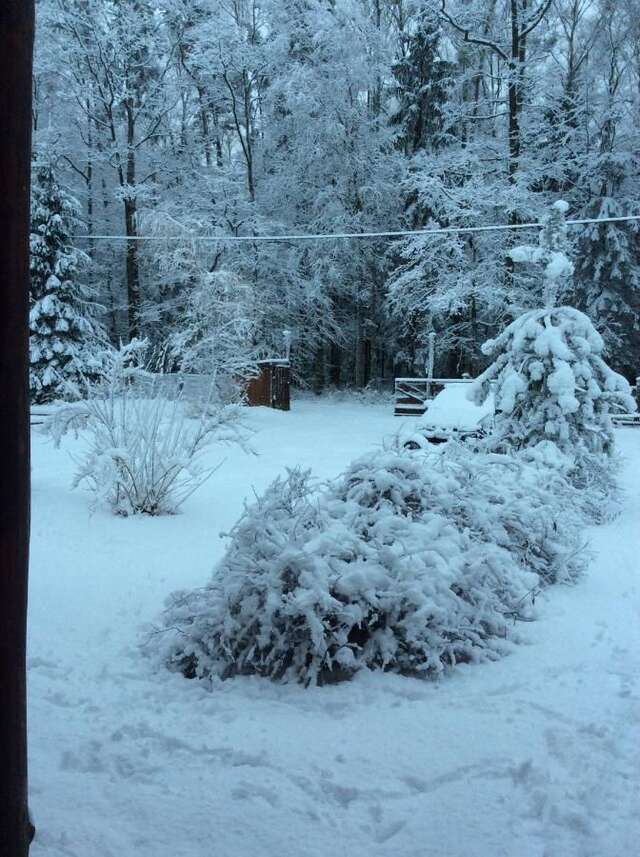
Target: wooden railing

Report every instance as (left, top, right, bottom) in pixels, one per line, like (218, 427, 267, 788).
(394, 377, 639, 426)
(393, 377, 473, 416)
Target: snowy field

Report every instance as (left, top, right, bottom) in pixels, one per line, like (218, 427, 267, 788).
(28, 399, 640, 857)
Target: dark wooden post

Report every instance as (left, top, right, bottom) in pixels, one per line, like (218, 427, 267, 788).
(0, 2, 36, 855)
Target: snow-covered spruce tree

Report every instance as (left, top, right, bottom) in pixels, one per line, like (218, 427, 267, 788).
(390, 4, 453, 156)
(471, 305, 634, 456)
(471, 202, 635, 457)
(573, 168, 640, 379)
(30, 160, 100, 403)
(508, 200, 575, 308)
(470, 203, 635, 518)
(148, 441, 585, 686)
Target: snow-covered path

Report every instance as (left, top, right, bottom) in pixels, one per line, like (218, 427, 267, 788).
(27, 402, 640, 857)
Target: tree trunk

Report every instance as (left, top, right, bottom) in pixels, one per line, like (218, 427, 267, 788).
(322, 341, 333, 389)
(85, 104, 96, 269)
(124, 198, 141, 340)
(354, 311, 366, 388)
(0, 2, 35, 854)
(124, 104, 141, 340)
(242, 72, 255, 202)
(329, 342, 341, 387)
(100, 176, 119, 340)
(507, 0, 521, 192)
(313, 344, 325, 394)
(504, 0, 524, 289)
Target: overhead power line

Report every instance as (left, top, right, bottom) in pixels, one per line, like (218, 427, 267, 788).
(71, 214, 640, 244)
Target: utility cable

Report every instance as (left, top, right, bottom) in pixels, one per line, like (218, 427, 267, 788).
(71, 214, 640, 244)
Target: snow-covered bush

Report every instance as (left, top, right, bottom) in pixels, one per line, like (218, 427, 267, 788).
(148, 439, 588, 686)
(471, 307, 635, 456)
(427, 442, 585, 584)
(564, 446, 623, 524)
(45, 342, 249, 516)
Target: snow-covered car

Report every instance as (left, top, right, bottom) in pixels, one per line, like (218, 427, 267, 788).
(402, 383, 494, 449)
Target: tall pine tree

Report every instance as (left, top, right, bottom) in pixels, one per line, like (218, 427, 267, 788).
(390, 5, 452, 156)
(29, 160, 100, 402)
(573, 156, 640, 380)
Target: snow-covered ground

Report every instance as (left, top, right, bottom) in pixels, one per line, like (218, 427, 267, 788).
(27, 400, 640, 857)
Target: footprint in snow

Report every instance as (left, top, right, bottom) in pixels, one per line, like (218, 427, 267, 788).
(231, 780, 280, 808)
(375, 818, 407, 844)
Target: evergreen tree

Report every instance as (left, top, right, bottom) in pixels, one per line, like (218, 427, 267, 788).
(29, 160, 99, 402)
(390, 4, 453, 156)
(573, 157, 640, 379)
(471, 305, 634, 456)
(472, 204, 636, 456)
(508, 200, 575, 308)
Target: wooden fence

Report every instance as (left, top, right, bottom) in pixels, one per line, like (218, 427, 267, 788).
(395, 375, 640, 425)
(246, 360, 290, 411)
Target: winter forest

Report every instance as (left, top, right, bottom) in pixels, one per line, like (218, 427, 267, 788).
(12, 1, 640, 856)
(32, 0, 640, 394)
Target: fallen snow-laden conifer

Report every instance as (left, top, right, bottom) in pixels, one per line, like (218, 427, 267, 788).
(148, 443, 585, 686)
(361, 441, 587, 586)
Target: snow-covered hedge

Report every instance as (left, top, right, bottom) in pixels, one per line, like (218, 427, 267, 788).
(149, 443, 584, 686)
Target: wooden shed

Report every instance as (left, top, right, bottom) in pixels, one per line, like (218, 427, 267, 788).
(246, 359, 291, 411)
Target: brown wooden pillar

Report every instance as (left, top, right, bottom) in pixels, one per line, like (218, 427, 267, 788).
(0, 2, 36, 855)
